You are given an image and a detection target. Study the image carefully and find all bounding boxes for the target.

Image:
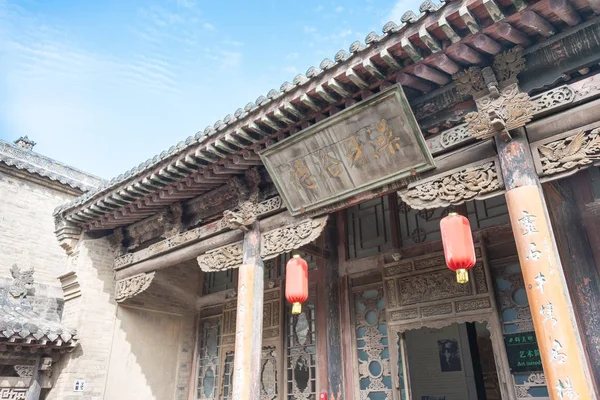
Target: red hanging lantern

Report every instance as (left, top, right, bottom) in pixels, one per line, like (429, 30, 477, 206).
(285, 254, 309, 315)
(440, 212, 476, 284)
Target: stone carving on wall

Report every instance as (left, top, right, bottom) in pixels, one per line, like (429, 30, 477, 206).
(398, 159, 503, 210)
(9, 265, 34, 299)
(453, 46, 534, 141)
(0, 389, 27, 400)
(115, 271, 155, 302)
(261, 217, 328, 260)
(13, 365, 34, 378)
(197, 243, 244, 272)
(536, 128, 600, 176)
(260, 346, 278, 400)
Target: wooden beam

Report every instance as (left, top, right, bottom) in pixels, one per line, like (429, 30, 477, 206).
(497, 128, 595, 399)
(325, 215, 344, 400)
(453, 44, 484, 64)
(231, 221, 264, 400)
(549, 0, 581, 26)
(521, 11, 556, 37)
(473, 33, 502, 55)
(497, 23, 530, 45)
(413, 64, 450, 85)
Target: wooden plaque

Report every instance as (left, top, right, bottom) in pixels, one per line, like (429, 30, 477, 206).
(261, 84, 435, 215)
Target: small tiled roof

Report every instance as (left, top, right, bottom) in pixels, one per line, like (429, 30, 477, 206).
(0, 139, 105, 192)
(0, 287, 78, 349)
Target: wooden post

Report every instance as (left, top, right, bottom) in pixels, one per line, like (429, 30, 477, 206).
(544, 179, 600, 395)
(496, 129, 594, 399)
(25, 358, 41, 400)
(325, 215, 344, 400)
(231, 221, 264, 400)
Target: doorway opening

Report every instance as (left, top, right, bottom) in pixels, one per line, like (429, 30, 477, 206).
(400, 322, 501, 400)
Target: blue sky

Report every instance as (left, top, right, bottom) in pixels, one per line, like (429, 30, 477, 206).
(0, 0, 420, 179)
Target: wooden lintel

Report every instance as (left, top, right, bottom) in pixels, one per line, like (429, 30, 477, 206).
(298, 243, 331, 259)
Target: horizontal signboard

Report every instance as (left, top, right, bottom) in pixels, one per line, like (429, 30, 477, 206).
(261, 84, 435, 215)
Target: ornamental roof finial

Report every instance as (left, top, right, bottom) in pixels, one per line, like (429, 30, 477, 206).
(14, 136, 36, 151)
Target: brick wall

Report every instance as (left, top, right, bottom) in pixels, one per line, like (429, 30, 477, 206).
(46, 236, 117, 400)
(0, 169, 75, 286)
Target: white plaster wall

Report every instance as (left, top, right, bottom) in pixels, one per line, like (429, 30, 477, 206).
(405, 323, 477, 400)
(104, 306, 182, 400)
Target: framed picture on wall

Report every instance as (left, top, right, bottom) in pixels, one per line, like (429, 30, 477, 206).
(438, 338, 461, 372)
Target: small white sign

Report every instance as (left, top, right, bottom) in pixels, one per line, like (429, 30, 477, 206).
(74, 379, 85, 392)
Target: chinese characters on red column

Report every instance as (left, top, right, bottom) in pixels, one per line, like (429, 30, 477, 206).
(506, 185, 593, 400)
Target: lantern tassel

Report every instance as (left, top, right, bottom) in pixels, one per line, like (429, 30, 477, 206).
(456, 269, 469, 284)
(292, 302, 302, 315)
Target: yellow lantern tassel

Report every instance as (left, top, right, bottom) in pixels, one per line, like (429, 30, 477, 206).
(456, 269, 469, 284)
(292, 302, 302, 315)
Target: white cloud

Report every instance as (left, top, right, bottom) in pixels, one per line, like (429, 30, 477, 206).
(282, 65, 299, 74)
(222, 39, 244, 47)
(335, 6, 344, 12)
(285, 52, 299, 60)
(303, 25, 317, 34)
(203, 22, 215, 31)
(315, 5, 324, 12)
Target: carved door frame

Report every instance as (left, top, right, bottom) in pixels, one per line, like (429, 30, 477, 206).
(380, 244, 517, 400)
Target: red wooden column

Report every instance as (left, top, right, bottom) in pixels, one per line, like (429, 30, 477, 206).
(231, 221, 264, 400)
(496, 129, 594, 399)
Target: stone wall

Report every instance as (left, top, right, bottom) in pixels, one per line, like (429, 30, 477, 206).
(0, 168, 75, 286)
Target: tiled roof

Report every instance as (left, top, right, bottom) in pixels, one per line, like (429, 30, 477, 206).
(53, 0, 599, 229)
(0, 281, 78, 349)
(0, 139, 105, 192)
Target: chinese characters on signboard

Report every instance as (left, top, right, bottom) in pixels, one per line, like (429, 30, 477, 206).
(261, 85, 435, 215)
(504, 332, 543, 372)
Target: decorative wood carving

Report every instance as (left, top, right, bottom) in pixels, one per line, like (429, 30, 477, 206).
(515, 372, 547, 399)
(398, 158, 504, 210)
(114, 196, 283, 270)
(223, 169, 261, 230)
(261, 216, 328, 260)
(197, 216, 327, 272)
(383, 246, 494, 325)
(353, 288, 392, 400)
(187, 183, 238, 226)
(13, 365, 34, 378)
(534, 128, 600, 177)
(197, 243, 244, 272)
(260, 346, 278, 400)
(453, 47, 534, 141)
(114, 271, 155, 302)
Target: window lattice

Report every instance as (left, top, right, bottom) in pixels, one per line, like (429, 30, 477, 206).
(347, 196, 393, 259)
(205, 270, 236, 295)
(197, 317, 221, 400)
(354, 287, 392, 400)
(221, 351, 234, 400)
(286, 297, 317, 400)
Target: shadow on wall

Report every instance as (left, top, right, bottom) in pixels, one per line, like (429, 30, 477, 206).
(104, 261, 200, 400)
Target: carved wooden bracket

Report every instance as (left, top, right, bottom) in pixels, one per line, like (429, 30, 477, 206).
(197, 216, 328, 272)
(114, 196, 283, 270)
(532, 126, 600, 180)
(453, 46, 534, 141)
(115, 271, 155, 302)
(398, 157, 504, 210)
(222, 168, 261, 231)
